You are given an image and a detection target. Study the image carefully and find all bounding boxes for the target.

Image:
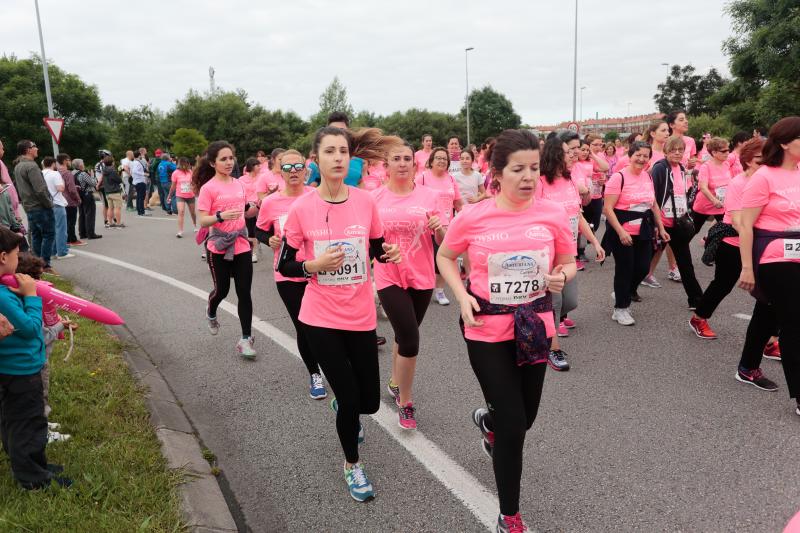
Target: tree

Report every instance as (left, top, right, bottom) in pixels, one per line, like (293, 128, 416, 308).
(165, 89, 252, 149)
(0, 54, 106, 161)
(310, 77, 353, 129)
(603, 131, 620, 143)
(460, 86, 521, 146)
(237, 107, 309, 157)
(169, 128, 208, 158)
(687, 113, 736, 140)
(103, 104, 166, 158)
(377, 109, 465, 149)
(654, 65, 727, 115)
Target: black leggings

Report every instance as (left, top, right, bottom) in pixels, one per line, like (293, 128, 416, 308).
(275, 281, 318, 376)
(695, 241, 741, 319)
(612, 239, 652, 309)
(377, 285, 433, 357)
(759, 262, 800, 399)
(466, 339, 546, 516)
(206, 251, 253, 337)
(303, 325, 380, 463)
(740, 300, 777, 371)
(583, 198, 603, 232)
(691, 210, 724, 237)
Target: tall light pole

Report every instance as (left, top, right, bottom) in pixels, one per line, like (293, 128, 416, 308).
(580, 86, 587, 122)
(572, 0, 579, 122)
(465, 47, 474, 147)
(34, 0, 58, 156)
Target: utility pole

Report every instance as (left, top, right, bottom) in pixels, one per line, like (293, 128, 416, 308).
(572, 0, 578, 122)
(209, 67, 216, 93)
(34, 0, 58, 156)
(465, 47, 474, 146)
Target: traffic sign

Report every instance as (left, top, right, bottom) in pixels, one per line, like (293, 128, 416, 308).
(567, 122, 580, 134)
(43, 117, 64, 144)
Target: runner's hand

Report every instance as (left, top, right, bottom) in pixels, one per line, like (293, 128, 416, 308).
(268, 235, 281, 249)
(617, 229, 633, 246)
(660, 230, 671, 243)
(593, 244, 606, 262)
(381, 243, 402, 264)
(459, 295, 484, 328)
(544, 264, 566, 293)
(312, 246, 344, 272)
(221, 209, 243, 220)
(738, 267, 755, 291)
(426, 214, 443, 233)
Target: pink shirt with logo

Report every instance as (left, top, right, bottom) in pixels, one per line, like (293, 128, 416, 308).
(741, 166, 800, 265)
(238, 174, 260, 203)
(197, 178, 251, 256)
(613, 155, 629, 173)
(721, 173, 748, 248)
(727, 151, 744, 177)
(444, 198, 575, 343)
(535, 176, 582, 241)
(658, 164, 689, 229)
(283, 187, 384, 331)
(681, 136, 697, 167)
(256, 187, 314, 282)
(414, 171, 462, 226)
(371, 185, 440, 291)
(694, 160, 732, 215)
(362, 164, 386, 191)
(171, 169, 195, 199)
(256, 170, 285, 195)
(414, 150, 431, 177)
(604, 168, 656, 236)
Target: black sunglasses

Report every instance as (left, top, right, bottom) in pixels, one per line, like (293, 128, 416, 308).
(281, 163, 305, 172)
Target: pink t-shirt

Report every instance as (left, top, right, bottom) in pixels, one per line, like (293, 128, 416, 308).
(171, 169, 195, 199)
(741, 166, 800, 265)
(648, 149, 665, 169)
(572, 160, 594, 198)
(681, 136, 697, 167)
(283, 187, 384, 331)
(604, 168, 656, 236)
(362, 164, 386, 191)
(414, 171, 462, 226)
(256, 187, 314, 282)
(694, 160, 732, 215)
(721, 173, 748, 248)
(613, 155, 629, 173)
(615, 147, 626, 158)
(535, 176, 582, 241)
(727, 151, 744, 177)
(197, 178, 251, 256)
(238, 174, 260, 203)
(371, 185, 439, 291)
(658, 164, 689, 229)
(414, 150, 431, 177)
(256, 170, 285, 195)
(443, 198, 575, 343)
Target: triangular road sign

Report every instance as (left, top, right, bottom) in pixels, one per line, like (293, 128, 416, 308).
(43, 117, 65, 144)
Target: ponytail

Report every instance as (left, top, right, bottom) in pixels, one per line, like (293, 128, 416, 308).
(192, 140, 234, 194)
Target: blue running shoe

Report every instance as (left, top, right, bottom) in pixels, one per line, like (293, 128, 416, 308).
(330, 398, 364, 443)
(344, 462, 374, 502)
(309, 373, 327, 400)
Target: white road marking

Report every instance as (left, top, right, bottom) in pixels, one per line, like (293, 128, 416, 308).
(733, 313, 752, 321)
(72, 249, 498, 531)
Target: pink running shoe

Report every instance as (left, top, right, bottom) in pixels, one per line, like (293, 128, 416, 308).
(557, 322, 569, 337)
(562, 317, 576, 329)
(575, 260, 586, 271)
(398, 403, 417, 430)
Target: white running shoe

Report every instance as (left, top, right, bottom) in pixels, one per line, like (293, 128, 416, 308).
(251, 251, 258, 263)
(55, 253, 76, 260)
(640, 275, 661, 288)
(434, 288, 450, 306)
(612, 308, 635, 326)
(47, 422, 61, 431)
(237, 336, 256, 359)
(176, 232, 183, 238)
(47, 431, 71, 443)
(667, 267, 682, 282)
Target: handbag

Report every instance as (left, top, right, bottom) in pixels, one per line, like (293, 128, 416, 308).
(666, 167, 695, 242)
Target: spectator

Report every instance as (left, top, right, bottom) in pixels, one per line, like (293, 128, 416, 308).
(56, 154, 83, 247)
(94, 149, 112, 223)
(130, 151, 149, 217)
(42, 157, 72, 260)
(13, 140, 55, 273)
(101, 155, 125, 228)
(72, 159, 102, 240)
(120, 150, 134, 212)
(0, 140, 26, 250)
(157, 153, 177, 214)
(149, 149, 163, 210)
(0, 140, 22, 220)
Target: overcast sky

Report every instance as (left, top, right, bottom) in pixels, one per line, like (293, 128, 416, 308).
(3, 0, 734, 127)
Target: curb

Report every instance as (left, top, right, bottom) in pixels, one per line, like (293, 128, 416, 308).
(112, 324, 239, 533)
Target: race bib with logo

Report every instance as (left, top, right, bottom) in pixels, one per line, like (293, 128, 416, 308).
(487, 249, 549, 305)
(569, 216, 579, 242)
(313, 238, 367, 286)
(715, 186, 727, 204)
(783, 239, 800, 260)
(180, 182, 192, 194)
(662, 195, 687, 219)
(278, 214, 288, 234)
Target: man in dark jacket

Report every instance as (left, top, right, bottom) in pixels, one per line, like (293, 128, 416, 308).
(13, 140, 55, 271)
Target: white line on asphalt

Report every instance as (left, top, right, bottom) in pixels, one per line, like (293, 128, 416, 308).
(733, 313, 752, 321)
(72, 249, 498, 531)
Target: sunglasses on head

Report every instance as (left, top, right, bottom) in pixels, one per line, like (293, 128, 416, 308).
(281, 163, 305, 172)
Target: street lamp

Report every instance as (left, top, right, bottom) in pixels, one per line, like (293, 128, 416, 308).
(572, 0, 578, 122)
(34, 0, 58, 156)
(580, 86, 587, 122)
(465, 47, 474, 146)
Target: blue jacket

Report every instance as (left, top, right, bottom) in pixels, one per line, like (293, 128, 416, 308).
(158, 161, 177, 183)
(306, 157, 364, 187)
(0, 287, 44, 375)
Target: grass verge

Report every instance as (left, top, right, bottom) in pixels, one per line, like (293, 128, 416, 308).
(0, 276, 184, 532)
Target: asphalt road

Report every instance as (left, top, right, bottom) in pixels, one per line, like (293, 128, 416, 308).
(51, 205, 799, 533)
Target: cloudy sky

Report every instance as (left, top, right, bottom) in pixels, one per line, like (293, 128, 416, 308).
(4, 0, 734, 127)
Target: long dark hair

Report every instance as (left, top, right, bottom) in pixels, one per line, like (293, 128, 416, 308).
(192, 141, 234, 194)
(540, 136, 570, 184)
(762, 116, 800, 167)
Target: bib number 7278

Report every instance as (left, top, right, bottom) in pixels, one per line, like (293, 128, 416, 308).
(487, 249, 549, 305)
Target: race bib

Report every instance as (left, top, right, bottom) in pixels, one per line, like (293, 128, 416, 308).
(592, 180, 604, 197)
(437, 194, 453, 224)
(715, 186, 727, 203)
(662, 195, 687, 219)
(180, 182, 192, 194)
(784, 239, 800, 260)
(569, 216, 579, 242)
(629, 202, 650, 226)
(487, 249, 549, 305)
(278, 214, 288, 234)
(313, 238, 367, 286)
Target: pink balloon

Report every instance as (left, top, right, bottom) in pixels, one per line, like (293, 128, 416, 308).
(1, 275, 124, 325)
(785, 510, 800, 533)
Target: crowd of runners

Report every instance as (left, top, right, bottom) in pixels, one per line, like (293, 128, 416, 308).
(2, 110, 799, 532)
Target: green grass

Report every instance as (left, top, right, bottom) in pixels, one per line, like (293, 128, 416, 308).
(0, 276, 185, 532)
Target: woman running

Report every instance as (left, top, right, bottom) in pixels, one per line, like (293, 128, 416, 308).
(277, 126, 401, 502)
(452, 149, 486, 204)
(737, 116, 800, 417)
(239, 158, 262, 263)
(603, 141, 670, 326)
(692, 137, 732, 237)
(578, 134, 609, 266)
(254, 150, 324, 398)
(665, 110, 698, 170)
(414, 134, 433, 176)
(437, 129, 575, 533)
(417, 146, 464, 305)
(194, 141, 258, 359)
(373, 142, 444, 430)
(166, 157, 197, 238)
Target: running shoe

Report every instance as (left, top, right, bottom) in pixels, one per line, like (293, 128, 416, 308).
(434, 288, 450, 306)
(640, 275, 661, 288)
(668, 267, 682, 282)
(236, 337, 256, 360)
(207, 315, 219, 335)
(577, 253, 589, 263)
(251, 251, 258, 263)
(387, 379, 400, 406)
(556, 322, 569, 337)
(330, 398, 365, 443)
(68, 240, 86, 246)
(497, 513, 528, 533)
(398, 402, 417, 430)
(796, 401, 800, 417)
(47, 422, 61, 431)
(201, 252, 206, 260)
(735, 367, 778, 392)
(343, 462, 374, 502)
(547, 349, 570, 371)
(376, 336, 387, 346)
(176, 232, 183, 238)
(562, 317, 576, 329)
(763, 341, 781, 361)
(575, 260, 586, 272)
(612, 308, 635, 326)
(55, 253, 76, 260)
(309, 373, 327, 400)
(689, 316, 717, 339)
(47, 431, 71, 443)
(471, 407, 494, 459)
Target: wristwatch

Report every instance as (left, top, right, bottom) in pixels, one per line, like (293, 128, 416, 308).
(215, 211, 224, 223)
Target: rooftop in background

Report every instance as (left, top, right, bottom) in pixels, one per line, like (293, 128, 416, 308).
(532, 113, 666, 136)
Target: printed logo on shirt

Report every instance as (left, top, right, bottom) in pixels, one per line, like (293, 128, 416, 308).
(501, 254, 540, 272)
(474, 231, 509, 243)
(525, 225, 551, 240)
(344, 224, 367, 237)
(329, 240, 358, 257)
(306, 228, 330, 238)
(406, 206, 428, 217)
